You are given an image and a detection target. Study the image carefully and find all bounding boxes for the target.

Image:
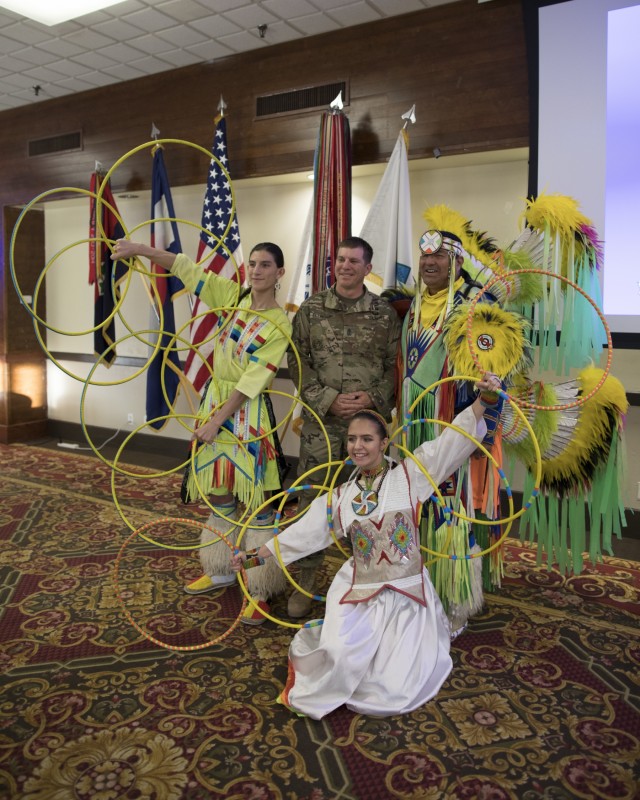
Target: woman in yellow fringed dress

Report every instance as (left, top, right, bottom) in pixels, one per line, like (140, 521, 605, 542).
(113, 238, 292, 625)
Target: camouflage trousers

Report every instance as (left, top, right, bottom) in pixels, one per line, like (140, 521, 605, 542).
(294, 416, 353, 571)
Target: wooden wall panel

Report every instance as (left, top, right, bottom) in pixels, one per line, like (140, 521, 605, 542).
(0, 0, 528, 440)
(0, 0, 527, 204)
(1, 206, 47, 442)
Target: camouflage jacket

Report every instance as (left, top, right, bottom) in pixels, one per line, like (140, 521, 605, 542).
(288, 286, 401, 421)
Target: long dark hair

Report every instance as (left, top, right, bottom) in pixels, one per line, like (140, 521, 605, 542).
(250, 242, 284, 268)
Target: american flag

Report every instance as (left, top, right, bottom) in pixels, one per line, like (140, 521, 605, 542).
(184, 114, 245, 392)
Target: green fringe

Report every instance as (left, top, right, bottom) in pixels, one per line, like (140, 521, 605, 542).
(425, 519, 474, 610)
(407, 389, 436, 452)
(518, 431, 627, 575)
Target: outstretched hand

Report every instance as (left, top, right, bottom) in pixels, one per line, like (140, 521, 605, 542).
(111, 239, 141, 261)
(471, 372, 503, 421)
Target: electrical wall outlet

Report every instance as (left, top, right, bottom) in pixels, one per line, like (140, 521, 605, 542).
(127, 413, 134, 426)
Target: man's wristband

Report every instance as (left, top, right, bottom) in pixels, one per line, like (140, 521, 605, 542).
(480, 391, 500, 408)
(243, 556, 265, 570)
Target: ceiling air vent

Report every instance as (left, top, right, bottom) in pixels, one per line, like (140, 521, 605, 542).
(28, 130, 83, 157)
(256, 81, 347, 118)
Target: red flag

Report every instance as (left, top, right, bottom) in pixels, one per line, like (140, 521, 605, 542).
(183, 114, 245, 392)
(89, 172, 128, 364)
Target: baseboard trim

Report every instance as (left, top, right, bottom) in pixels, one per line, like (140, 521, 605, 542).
(47, 419, 190, 459)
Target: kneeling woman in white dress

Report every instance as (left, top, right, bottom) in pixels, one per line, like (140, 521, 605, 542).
(231, 374, 501, 720)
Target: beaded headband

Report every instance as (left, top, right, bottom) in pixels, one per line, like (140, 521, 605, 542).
(419, 229, 463, 257)
(352, 408, 389, 437)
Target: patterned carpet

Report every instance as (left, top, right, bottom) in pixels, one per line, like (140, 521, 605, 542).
(1, 442, 639, 800)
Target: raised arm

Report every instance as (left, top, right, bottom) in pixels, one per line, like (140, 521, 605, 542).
(409, 373, 502, 497)
(112, 239, 176, 270)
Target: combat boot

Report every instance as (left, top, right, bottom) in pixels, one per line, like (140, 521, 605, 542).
(287, 567, 317, 618)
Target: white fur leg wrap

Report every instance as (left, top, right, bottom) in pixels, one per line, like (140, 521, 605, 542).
(242, 525, 287, 600)
(199, 509, 238, 577)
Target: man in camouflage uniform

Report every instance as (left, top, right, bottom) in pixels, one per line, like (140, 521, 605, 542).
(286, 236, 401, 617)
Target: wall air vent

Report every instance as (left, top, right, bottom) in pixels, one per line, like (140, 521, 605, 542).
(256, 82, 347, 118)
(28, 130, 83, 157)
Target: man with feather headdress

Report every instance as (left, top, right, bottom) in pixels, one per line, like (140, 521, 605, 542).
(385, 198, 628, 635)
(384, 208, 529, 634)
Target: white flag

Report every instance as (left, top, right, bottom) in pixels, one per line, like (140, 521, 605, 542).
(285, 195, 314, 315)
(361, 129, 414, 290)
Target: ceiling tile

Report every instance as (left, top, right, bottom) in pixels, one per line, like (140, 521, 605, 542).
(155, 24, 209, 47)
(47, 59, 93, 78)
(2, 22, 52, 46)
(0, 10, 20, 25)
(0, 95, 32, 109)
(189, 14, 241, 38)
(34, 83, 74, 97)
(72, 9, 119, 26)
(0, 71, 40, 89)
(9, 46, 59, 67)
(222, 6, 281, 28)
(126, 33, 175, 54)
(122, 8, 180, 33)
(99, 0, 148, 13)
(194, 0, 254, 11)
(288, 13, 341, 36)
(156, 0, 215, 23)
(0, 54, 37, 72)
(216, 30, 264, 53)
(36, 38, 86, 58)
(57, 76, 100, 92)
(72, 51, 118, 70)
(97, 41, 154, 62)
(262, 0, 318, 16)
(156, 48, 204, 67)
(63, 30, 116, 49)
(39, 20, 83, 36)
(92, 18, 151, 39)
(256, 21, 305, 46)
(369, 0, 427, 13)
(0, 36, 25, 55)
(78, 70, 122, 87)
(306, 0, 359, 9)
(183, 39, 235, 61)
(23, 64, 69, 82)
(129, 54, 178, 73)
(327, 1, 382, 26)
(101, 62, 149, 80)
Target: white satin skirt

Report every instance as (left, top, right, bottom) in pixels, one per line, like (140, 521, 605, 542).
(286, 560, 453, 720)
